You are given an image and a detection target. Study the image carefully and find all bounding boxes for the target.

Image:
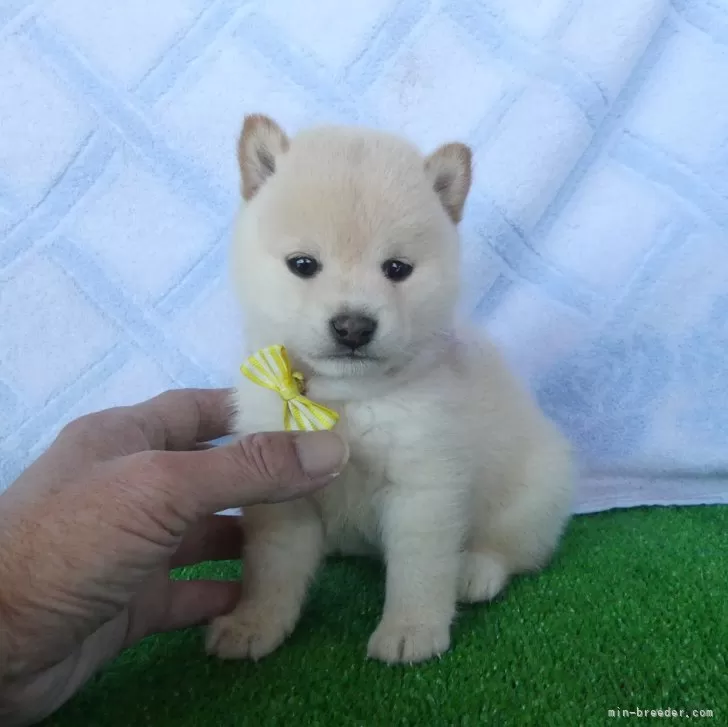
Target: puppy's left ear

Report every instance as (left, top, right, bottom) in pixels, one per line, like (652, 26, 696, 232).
(425, 143, 472, 224)
(238, 114, 290, 201)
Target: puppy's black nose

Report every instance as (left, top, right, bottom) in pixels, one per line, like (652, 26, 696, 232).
(330, 313, 378, 350)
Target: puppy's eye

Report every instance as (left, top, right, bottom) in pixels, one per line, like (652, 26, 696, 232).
(382, 259, 414, 282)
(286, 255, 320, 279)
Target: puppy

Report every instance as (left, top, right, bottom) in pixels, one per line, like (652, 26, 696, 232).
(206, 114, 575, 664)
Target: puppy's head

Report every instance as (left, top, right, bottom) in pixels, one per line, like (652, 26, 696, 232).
(231, 114, 471, 380)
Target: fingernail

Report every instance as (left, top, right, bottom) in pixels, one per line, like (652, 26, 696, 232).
(294, 432, 349, 479)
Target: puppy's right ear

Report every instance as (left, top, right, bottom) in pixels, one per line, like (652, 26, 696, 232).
(237, 114, 290, 200)
(425, 142, 472, 224)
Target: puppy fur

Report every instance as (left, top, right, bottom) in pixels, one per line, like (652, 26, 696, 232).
(206, 114, 575, 664)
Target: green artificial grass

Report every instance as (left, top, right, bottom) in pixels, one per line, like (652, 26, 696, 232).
(46, 506, 727, 726)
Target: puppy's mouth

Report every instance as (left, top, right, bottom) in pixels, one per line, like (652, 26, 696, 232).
(326, 349, 379, 361)
(307, 348, 384, 373)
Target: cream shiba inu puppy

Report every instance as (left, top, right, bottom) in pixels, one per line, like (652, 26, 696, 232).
(206, 114, 575, 664)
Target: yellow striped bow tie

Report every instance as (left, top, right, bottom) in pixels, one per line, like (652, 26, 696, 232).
(240, 344, 340, 432)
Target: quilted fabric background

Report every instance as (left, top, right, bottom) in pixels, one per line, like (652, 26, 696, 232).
(1, 0, 727, 511)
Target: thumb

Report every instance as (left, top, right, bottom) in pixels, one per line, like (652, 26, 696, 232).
(156, 431, 348, 516)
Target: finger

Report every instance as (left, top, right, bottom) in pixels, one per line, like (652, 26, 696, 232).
(126, 580, 242, 645)
(143, 430, 348, 516)
(129, 388, 237, 450)
(170, 514, 242, 568)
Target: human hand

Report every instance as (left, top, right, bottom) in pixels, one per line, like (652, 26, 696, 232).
(0, 388, 347, 725)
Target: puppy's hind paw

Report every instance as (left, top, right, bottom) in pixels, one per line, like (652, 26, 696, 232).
(458, 551, 509, 603)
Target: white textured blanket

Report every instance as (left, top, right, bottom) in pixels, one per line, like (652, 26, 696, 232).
(1, 0, 727, 512)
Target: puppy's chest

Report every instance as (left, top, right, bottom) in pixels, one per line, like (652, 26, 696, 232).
(315, 400, 401, 551)
(235, 383, 412, 549)
(340, 399, 398, 462)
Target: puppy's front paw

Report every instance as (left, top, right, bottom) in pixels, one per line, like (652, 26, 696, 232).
(206, 607, 292, 661)
(367, 618, 450, 664)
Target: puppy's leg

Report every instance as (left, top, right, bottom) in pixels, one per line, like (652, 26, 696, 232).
(207, 498, 323, 660)
(459, 439, 574, 603)
(367, 482, 468, 664)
